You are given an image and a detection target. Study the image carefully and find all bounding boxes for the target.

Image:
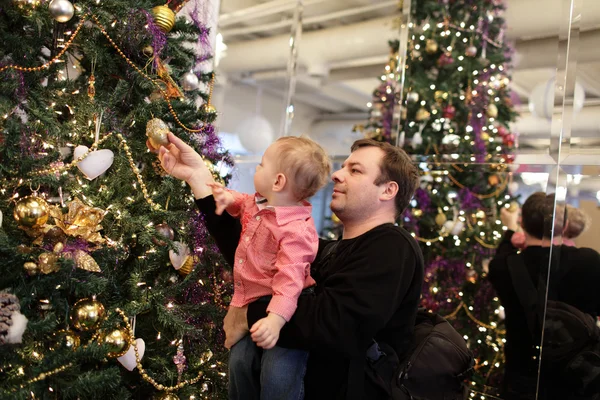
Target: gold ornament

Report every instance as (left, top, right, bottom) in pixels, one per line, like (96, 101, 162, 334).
(152, 4, 176, 33)
(488, 174, 500, 186)
(50, 329, 80, 351)
(178, 256, 195, 277)
(101, 327, 130, 357)
(14, 0, 41, 14)
(508, 201, 519, 213)
(156, 58, 184, 99)
(425, 39, 438, 54)
(470, 210, 487, 225)
(487, 104, 498, 118)
(50, 198, 106, 244)
(434, 90, 449, 104)
(14, 195, 49, 228)
(48, 0, 74, 23)
(466, 269, 478, 284)
(415, 107, 431, 121)
(23, 261, 40, 276)
(38, 252, 60, 274)
(435, 212, 447, 226)
(412, 209, 423, 218)
(70, 298, 105, 331)
(202, 103, 217, 115)
(72, 249, 101, 272)
(146, 118, 171, 148)
(481, 132, 490, 141)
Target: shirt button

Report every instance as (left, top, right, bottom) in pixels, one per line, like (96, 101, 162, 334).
(245, 236, 250, 242)
(239, 259, 244, 264)
(235, 282, 241, 287)
(255, 216, 261, 221)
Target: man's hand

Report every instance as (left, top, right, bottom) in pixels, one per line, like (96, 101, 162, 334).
(150, 132, 214, 198)
(501, 207, 520, 232)
(223, 306, 249, 349)
(250, 313, 286, 350)
(206, 182, 234, 215)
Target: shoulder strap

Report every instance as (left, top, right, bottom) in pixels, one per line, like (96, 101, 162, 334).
(506, 253, 540, 338)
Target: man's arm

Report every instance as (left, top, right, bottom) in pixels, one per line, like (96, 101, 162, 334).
(248, 228, 418, 358)
(195, 196, 241, 268)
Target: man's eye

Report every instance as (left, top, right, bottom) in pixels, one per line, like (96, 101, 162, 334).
(351, 168, 360, 173)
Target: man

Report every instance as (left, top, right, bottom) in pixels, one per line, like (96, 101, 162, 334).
(489, 192, 600, 400)
(156, 133, 424, 399)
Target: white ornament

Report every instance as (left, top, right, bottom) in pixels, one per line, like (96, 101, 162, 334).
(181, 71, 199, 91)
(443, 220, 464, 236)
(508, 182, 519, 194)
(117, 338, 145, 371)
(498, 308, 505, 320)
(236, 115, 274, 154)
(0, 210, 2, 228)
(169, 242, 190, 270)
(73, 146, 114, 180)
(528, 78, 585, 120)
(6, 312, 28, 344)
(48, 0, 74, 23)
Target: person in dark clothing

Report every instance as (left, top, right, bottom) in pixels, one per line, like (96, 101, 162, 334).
(153, 133, 424, 400)
(489, 192, 600, 400)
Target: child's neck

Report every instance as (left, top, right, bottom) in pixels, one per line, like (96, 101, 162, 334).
(263, 192, 303, 207)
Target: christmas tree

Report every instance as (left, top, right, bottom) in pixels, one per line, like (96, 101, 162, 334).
(359, 0, 519, 396)
(0, 1, 233, 399)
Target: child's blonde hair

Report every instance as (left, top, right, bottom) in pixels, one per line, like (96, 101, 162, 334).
(564, 205, 591, 239)
(273, 136, 331, 201)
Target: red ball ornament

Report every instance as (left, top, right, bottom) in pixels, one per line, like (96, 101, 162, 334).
(503, 134, 516, 147)
(497, 125, 509, 137)
(443, 105, 456, 119)
(437, 52, 454, 67)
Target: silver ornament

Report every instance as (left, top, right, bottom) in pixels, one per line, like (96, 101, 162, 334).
(48, 0, 74, 23)
(181, 71, 199, 91)
(406, 92, 419, 103)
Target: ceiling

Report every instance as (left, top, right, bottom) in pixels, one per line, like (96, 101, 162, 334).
(216, 0, 600, 149)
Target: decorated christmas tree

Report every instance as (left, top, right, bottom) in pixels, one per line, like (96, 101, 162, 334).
(0, 1, 233, 399)
(359, 0, 519, 395)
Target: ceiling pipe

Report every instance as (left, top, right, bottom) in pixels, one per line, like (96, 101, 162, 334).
(219, 0, 326, 27)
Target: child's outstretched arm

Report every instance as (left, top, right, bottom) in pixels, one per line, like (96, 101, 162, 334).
(206, 182, 235, 215)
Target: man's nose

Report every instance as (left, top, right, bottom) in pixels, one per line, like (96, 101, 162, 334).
(331, 169, 343, 183)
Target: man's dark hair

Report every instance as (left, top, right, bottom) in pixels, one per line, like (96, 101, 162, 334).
(521, 192, 565, 239)
(351, 139, 419, 217)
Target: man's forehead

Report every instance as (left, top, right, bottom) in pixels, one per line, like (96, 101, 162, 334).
(345, 147, 383, 165)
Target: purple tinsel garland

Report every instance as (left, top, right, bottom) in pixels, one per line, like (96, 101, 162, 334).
(190, 2, 213, 65)
(458, 187, 482, 211)
(142, 10, 167, 69)
(414, 188, 433, 212)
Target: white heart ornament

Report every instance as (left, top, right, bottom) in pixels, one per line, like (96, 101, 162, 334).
(117, 338, 145, 371)
(169, 242, 190, 270)
(73, 145, 114, 180)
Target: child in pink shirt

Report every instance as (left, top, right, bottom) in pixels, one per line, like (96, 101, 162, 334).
(208, 136, 330, 400)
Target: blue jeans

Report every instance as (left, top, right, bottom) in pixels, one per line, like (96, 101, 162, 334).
(228, 334, 308, 400)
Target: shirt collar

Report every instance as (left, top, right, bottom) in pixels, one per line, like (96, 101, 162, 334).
(254, 194, 313, 226)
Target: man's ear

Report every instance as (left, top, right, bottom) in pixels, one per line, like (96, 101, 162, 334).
(272, 173, 287, 192)
(380, 181, 399, 201)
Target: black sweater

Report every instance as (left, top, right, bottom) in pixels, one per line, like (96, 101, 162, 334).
(488, 230, 600, 376)
(196, 196, 424, 400)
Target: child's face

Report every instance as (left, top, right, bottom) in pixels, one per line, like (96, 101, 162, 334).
(254, 142, 281, 198)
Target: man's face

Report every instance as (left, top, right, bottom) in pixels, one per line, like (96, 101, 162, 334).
(330, 146, 386, 221)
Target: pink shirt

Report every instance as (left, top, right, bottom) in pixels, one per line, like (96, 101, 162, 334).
(227, 191, 317, 321)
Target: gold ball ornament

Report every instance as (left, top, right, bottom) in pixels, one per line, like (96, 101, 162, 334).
(14, 195, 49, 228)
(152, 4, 176, 33)
(146, 118, 171, 148)
(508, 201, 519, 213)
(481, 132, 490, 141)
(48, 0, 75, 23)
(487, 104, 498, 118)
(415, 107, 431, 121)
(50, 329, 80, 351)
(70, 298, 106, 331)
(488, 174, 500, 186)
(425, 39, 439, 54)
(470, 210, 487, 225)
(202, 103, 217, 116)
(13, 0, 41, 14)
(203, 159, 225, 186)
(101, 327, 131, 357)
(435, 212, 447, 226)
(152, 223, 175, 246)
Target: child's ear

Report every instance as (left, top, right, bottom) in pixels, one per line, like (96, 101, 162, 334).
(272, 173, 287, 192)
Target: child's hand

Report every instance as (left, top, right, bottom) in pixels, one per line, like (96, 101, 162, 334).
(250, 313, 286, 349)
(206, 182, 234, 215)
